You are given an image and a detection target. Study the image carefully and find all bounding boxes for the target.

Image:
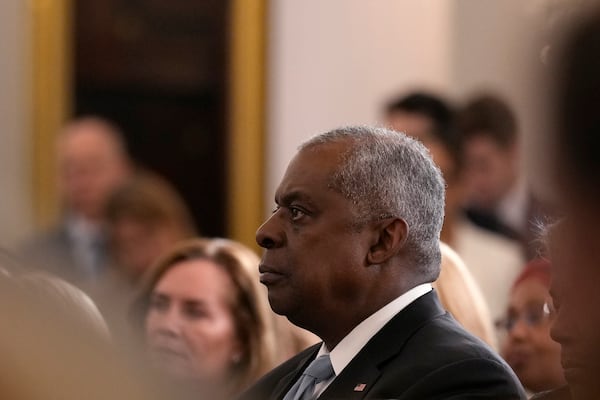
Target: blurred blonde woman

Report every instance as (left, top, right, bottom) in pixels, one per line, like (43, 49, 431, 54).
(434, 242, 497, 349)
(132, 238, 314, 399)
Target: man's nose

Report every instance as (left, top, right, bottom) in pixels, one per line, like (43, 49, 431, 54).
(256, 213, 284, 249)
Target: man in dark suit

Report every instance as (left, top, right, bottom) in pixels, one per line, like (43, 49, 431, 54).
(20, 116, 132, 285)
(241, 126, 525, 399)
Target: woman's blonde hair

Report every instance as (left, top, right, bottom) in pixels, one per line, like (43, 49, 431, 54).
(131, 238, 278, 394)
(434, 242, 497, 349)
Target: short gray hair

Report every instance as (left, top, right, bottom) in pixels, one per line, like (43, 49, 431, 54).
(300, 126, 445, 278)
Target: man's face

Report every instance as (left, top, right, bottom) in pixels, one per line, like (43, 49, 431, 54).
(386, 111, 434, 143)
(58, 123, 130, 220)
(255, 141, 373, 331)
(464, 135, 517, 211)
(549, 217, 600, 397)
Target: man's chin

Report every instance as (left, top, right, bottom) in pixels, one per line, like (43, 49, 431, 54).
(267, 297, 308, 327)
(267, 295, 292, 317)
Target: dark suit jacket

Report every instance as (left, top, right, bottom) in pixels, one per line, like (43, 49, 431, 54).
(19, 222, 107, 285)
(240, 291, 526, 400)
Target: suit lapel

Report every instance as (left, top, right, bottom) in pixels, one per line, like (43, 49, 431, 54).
(321, 358, 381, 400)
(271, 345, 320, 400)
(319, 291, 446, 399)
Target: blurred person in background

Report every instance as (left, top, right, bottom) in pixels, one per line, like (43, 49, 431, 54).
(104, 171, 196, 283)
(20, 116, 132, 286)
(458, 94, 542, 257)
(0, 255, 164, 400)
(89, 171, 197, 344)
(528, 5, 600, 399)
(385, 92, 523, 322)
(436, 242, 497, 349)
(131, 238, 311, 399)
(498, 258, 565, 396)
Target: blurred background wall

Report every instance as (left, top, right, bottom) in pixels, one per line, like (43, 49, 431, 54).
(0, 0, 33, 248)
(266, 0, 536, 206)
(266, 0, 453, 204)
(0, 0, 541, 249)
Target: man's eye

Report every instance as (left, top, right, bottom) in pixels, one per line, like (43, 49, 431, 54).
(290, 207, 305, 221)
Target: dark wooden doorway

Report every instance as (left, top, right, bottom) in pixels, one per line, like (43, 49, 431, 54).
(73, 0, 230, 237)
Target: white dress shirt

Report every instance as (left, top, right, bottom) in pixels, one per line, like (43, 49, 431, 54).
(496, 179, 529, 234)
(66, 214, 105, 278)
(311, 283, 432, 398)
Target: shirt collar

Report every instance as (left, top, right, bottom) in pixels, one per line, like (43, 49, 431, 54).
(316, 283, 432, 376)
(66, 214, 102, 244)
(496, 179, 529, 232)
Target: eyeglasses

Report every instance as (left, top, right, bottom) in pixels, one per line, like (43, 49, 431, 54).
(495, 302, 554, 332)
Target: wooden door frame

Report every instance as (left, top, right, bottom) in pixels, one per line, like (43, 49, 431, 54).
(30, 0, 267, 250)
(30, 0, 72, 227)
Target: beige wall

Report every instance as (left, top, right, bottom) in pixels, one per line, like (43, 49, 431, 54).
(265, 0, 542, 213)
(0, 1, 546, 245)
(451, 0, 547, 195)
(0, 0, 33, 248)
(451, 0, 533, 98)
(266, 0, 454, 211)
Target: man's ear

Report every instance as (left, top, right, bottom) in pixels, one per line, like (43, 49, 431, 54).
(367, 217, 409, 265)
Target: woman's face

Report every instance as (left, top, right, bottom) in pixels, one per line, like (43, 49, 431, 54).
(145, 259, 243, 383)
(501, 278, 565, 392)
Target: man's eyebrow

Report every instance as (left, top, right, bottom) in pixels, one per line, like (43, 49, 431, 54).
(276, 190, 314, 206)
